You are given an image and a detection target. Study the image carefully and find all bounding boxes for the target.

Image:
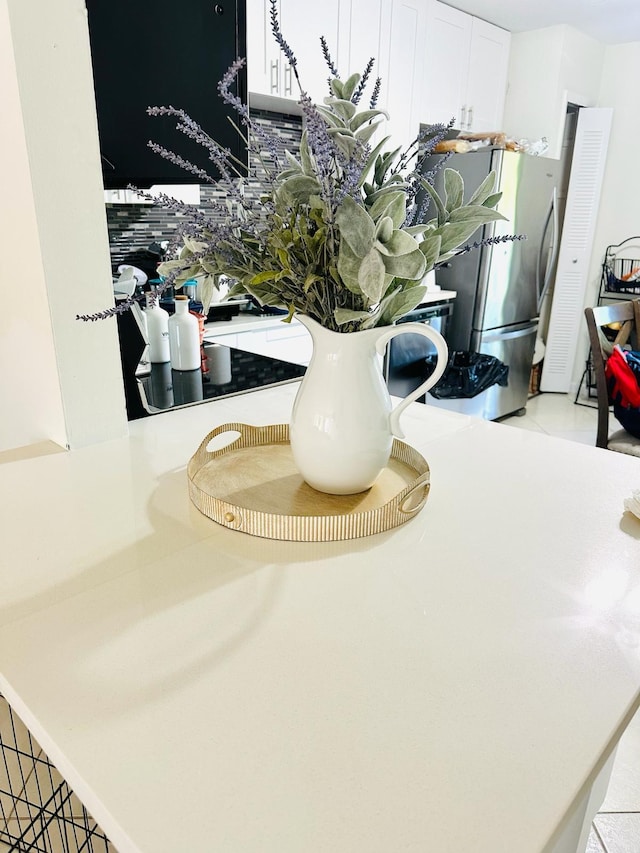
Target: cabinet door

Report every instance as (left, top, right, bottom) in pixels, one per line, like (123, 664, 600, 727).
(383, 0, 429, 156)
(85, 0, 247, 188)
(342, 0, 386, 83)
(246, 0, 271, 96)
(280, 0, 345, 104)
(423, 2, 472, 129)
(247, 0, 286, 97)
(465, 19, 510, 132)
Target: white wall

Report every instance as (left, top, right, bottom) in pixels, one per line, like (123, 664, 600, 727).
(569, 41, 640, 390)
(503, 25, 604, 159)
(0, 0, 127, 453)
(0, 0, 66, 451)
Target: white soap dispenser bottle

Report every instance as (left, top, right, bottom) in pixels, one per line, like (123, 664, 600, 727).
(168, 294, 201, 370)
(145, 292, 170, 363)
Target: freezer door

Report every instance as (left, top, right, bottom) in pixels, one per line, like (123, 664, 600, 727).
(425, 321, 538, 420)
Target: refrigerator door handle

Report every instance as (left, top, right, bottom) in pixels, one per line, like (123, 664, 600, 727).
(480, 323, 538, 343)
(536, 188, 559, 313)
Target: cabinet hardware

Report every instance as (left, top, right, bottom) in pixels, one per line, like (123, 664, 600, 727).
(467, 105, 473, 130)
(460, 105, 467, 128)
(214, 4, 224, 13)
(270, 59, 279, 94)
(284, 64, 292, 96)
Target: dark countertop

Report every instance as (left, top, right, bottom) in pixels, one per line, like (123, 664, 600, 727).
(137, 341, 306, 415)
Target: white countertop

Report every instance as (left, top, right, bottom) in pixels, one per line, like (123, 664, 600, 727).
(204, 291, 457, 337)
(1, 387, 640, 853)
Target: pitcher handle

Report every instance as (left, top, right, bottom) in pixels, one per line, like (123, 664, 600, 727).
(375, 322, 449, 439)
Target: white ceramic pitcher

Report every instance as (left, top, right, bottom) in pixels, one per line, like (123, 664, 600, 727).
(290, 314, 448, 495)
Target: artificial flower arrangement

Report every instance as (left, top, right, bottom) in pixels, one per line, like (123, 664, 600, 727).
(79, 0, 521, 331)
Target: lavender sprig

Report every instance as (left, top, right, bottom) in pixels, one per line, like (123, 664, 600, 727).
(217, 57, 250, 122)
(299, 96, 340, 207)
(147, 105, 243, 195)
(218, 58, 284, 174)
(451, 234, 527, 259)
(352, 58, 374, 105)
(320, 36, 340, 79)
(394, 120, 452, 182)
(369, 77, 381, 109)
(76, 296, 140, 322)
(145, 143, 216, 185)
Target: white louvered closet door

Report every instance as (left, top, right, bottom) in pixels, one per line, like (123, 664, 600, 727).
(540, 107, 613, 393)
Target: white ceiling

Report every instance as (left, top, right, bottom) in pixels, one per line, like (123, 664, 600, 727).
(445, 0, 640, 44)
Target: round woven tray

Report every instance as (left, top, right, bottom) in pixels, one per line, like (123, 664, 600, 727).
(187, 423, 430, 542)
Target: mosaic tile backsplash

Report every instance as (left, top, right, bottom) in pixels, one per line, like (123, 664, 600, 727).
(106, 109, 302, 272)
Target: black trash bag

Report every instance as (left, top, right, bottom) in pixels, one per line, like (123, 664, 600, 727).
(426, 351, 510, 399)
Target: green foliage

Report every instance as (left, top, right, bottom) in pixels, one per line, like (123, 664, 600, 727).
(158, 70, 506, 332)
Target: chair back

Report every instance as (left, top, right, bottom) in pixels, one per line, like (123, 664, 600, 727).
(584, 300, 640, 448)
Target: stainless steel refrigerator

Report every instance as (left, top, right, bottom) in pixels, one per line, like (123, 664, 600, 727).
(421, 148, 560, 420)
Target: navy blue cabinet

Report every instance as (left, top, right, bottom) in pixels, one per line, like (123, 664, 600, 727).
(85, 0, 247, 188)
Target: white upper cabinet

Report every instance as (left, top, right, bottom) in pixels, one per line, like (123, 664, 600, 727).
(341, 0, 387, 82)
(422, 2, 510, 132)
(246, 0, 509, 153)
(281, 0, 349, 104)
(380, 0, 430, 155)
(465, 18, 511, 131)
(246, 0, 348, 105)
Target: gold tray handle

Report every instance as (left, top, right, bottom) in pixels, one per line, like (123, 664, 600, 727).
(397, 472, 431, 515)
(189, 423, 291, 475)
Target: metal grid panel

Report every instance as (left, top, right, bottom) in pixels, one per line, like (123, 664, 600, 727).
(0, 695, 116, 852)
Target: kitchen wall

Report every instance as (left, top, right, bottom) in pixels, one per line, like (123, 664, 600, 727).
(0, 0, 127, 455)
(503, 25, 605, 160)
(570, 41, 640, 389)
(106, 111, 302, 269)
(0, 0, 65, 453)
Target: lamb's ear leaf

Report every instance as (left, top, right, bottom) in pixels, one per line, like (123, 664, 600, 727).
(336, 195, 376, 258)
(284, 150, 303, 173)
(354, 120, 385, 145)
(329, 79, 344, 100)
(341, 72, 361, 102)
(375, 229, 419, 257)
(358, 246, 387, 303)
(334, 307, 373, 326)
(299, 131, 314, 177)
(368, 191, 406, 229)
(381, 247, 426, 280)
(444, 168, 464, 213)
(482, 192, 502, 209)
(336, 239, 364, 295)
(467, 170, 498, 206)
(359, 136, 392, 185)
(379, 285, 428, 326)
(419, 178, 447, 227)
(419, 233, 442, 273)
(448, 206, 507, 225)
(350, 108, 388, 131)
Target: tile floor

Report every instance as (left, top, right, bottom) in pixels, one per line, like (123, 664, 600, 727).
(500, 387, 604, 445)
(0, 391, 637, 853)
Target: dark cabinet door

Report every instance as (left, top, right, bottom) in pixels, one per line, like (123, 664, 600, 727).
(85, 0, 247, 188)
